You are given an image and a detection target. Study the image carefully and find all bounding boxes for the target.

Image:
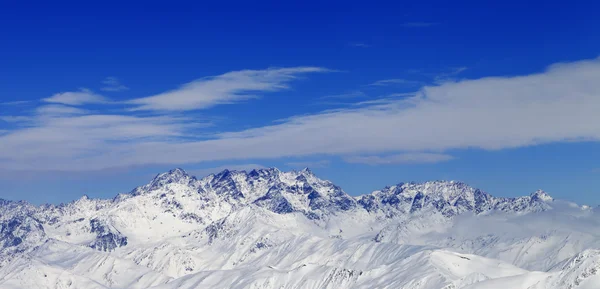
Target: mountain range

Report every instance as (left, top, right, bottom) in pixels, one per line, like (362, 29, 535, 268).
(1, 168, 599, 288)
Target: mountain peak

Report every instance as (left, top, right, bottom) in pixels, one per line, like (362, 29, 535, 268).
(167, 167, 188, 175)
(300, 167, 313, 174)
(530, 189, 554, 202)
(149, 168, 194, 188)
(264, 167, 281, 174)
(128, 168, 563, 218)
(214, 168, 231, 176)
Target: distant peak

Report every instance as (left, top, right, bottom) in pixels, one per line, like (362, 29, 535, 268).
(400, 180, 470, 189)
(149, 168, 193, 187)
(167, 168, 188, 175)
(248, 167, 280, 176)
(266, 167, 281, 173)
(300, 167, 313, 175)
(530, 189, 554, 202)
(151, 167, 189, 179)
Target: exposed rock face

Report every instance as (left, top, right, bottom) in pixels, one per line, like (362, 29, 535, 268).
(0, 168, 558, 258)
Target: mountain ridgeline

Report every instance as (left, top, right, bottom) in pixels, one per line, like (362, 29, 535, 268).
(1, 168, 597, 289)
(0, 168, 556, 256)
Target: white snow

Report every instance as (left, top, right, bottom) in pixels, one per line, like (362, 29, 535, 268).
(0, 168, 598, 288)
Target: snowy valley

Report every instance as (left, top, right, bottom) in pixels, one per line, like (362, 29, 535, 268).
(1, 168, 599, 289)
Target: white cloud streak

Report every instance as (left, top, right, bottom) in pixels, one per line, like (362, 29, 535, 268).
(369, 78, 423, 86)
(43, 89, 108, 106)
(128, 67, 330, 111)
(344, 153, 454, 165)
(101, 77, 129, 92)
(286, 160, 331, 168)
(0, 113, 201, 169)
(0, 100, 31, 106)
(36, 105, 88, 116)
(2, 58, 600, 171)
(433, 67, 468, 83)
(320, 91, 366, 99)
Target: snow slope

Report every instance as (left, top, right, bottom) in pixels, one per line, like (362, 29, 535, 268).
(0, 168, 598, 288)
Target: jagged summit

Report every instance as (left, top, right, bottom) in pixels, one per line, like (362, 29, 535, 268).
(150, 168, 195, 184)
(0, 167, 568, 259)
(0, 167, 596, 289)
(125, 168, 562, 220)
(114, 168, 563, 219)
(128, 168, 199, 196)
(299, 167, 314, 174)
(0, 168, 562, 221)
(530, 189, 554, 202)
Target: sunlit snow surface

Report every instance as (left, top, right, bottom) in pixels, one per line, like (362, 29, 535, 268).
(1, 168, 599, 288)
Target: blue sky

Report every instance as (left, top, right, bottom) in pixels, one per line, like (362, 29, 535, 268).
(1, 0, 600, 205)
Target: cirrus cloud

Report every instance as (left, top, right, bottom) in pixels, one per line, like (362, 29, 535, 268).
(101, 77, 129, 92)
(344, 153, 455, 165)
(43, 88, 108, 106)
(128, 67, 331, 111)
(1, 59, 600, 171)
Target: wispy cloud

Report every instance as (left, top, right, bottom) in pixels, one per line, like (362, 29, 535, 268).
(101, 77, 129, 92)
(36, 105, 88, 116)
(368, 78, 423, 87)
(320, 91, 366, 99)
(128, 67, 331, 111)
(344, 153, 454, 165)
(404, 67, 468, 84)
(434, 66, 468, 83)
(401, 22, 438, 27)
(1, 100, 32, 106)
(0, 116, 32, 123)
(286, 160, 331, 168)
(2, 58, 600, 171)
(43, 88, 108, 106)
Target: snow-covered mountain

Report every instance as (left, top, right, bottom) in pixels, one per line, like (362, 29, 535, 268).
(0, 168, 598, 288)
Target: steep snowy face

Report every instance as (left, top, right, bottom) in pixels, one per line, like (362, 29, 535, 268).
(128, 168, 201, 197)
(152, 168, 196, 186)
(0, 168, 359, 258)
(2, 167, 598, 289)
(530, 189, 554, 202)
(0, 199, 37, 221)
(548, 250, 600, 288)
(0, 199, 47, 267)
(358, 181, 490, 217)
(0, 215, 46, 267)
(195, 167, 357, 219)
(358, 180, 555, 217)
(460, 250, 600, 289)
(0, 169, 561, 259)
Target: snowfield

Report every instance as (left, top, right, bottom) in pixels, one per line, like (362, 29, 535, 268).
(1, 168, 599, 288)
